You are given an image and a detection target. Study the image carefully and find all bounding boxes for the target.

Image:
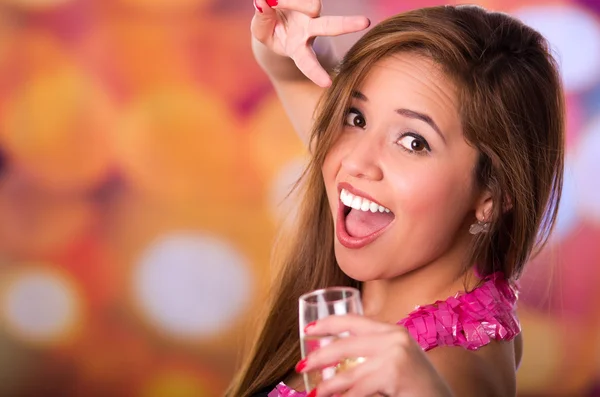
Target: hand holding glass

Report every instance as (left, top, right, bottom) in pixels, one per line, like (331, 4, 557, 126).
(299, 287, 366, 391)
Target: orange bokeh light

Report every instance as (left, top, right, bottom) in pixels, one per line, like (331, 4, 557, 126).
(135, 358, 223, 397)
(0, 64, 117, 191)
(246, 94, 307, 181)
(113, 84, 240, 203)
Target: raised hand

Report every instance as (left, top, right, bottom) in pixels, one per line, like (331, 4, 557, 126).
(251, 0, 370, 87)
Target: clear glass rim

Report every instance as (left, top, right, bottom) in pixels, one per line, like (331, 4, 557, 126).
(298, 286, 360, 306)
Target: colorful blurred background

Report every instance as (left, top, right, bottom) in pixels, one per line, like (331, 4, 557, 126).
(0, 0, 599, 396)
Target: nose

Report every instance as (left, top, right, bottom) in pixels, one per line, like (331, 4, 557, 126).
(340, 133, 384, 181)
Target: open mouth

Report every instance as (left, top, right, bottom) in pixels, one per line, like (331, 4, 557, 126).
(336, 186, 396, 249)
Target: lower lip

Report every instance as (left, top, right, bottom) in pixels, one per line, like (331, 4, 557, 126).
(335, 200, 395, 249)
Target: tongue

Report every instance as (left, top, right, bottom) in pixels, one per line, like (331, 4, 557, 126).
(345, 208, 395, 238)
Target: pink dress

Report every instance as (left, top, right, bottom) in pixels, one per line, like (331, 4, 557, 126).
(267, 272, 521, 397)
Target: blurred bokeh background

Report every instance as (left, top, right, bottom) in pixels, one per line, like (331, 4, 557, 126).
(0, 0, 599, 396)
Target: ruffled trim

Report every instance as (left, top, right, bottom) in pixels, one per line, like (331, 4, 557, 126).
(268, 382, 305, 397)
(268, 272, 520, 396)
(398, 272, 521, 351)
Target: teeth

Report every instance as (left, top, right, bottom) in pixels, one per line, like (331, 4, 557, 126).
(360, 200, 370, 211)
(369, 202, 378, 213)
(340, 189, 392, 214)
(340, 189, 347, 204)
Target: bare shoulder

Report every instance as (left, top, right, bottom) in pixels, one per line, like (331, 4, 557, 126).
(426, 334, 522, 397)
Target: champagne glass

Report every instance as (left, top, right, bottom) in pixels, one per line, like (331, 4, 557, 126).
(299, 287, 366, 392)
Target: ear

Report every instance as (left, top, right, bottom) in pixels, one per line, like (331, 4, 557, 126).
(474, 189, 494, 222)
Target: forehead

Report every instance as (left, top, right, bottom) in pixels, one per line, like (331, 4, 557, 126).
(356, 53, 461, 130)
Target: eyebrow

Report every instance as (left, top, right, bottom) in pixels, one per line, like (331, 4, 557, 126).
(352, 91, 446, 143)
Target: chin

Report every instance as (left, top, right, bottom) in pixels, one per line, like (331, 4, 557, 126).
(334, 248, 382, 282)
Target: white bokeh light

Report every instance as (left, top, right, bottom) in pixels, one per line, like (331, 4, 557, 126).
(269, 157, 307, 222)
(550, 159, 579, 241)
(514, 5, 600, 92)
(573, 116, 600, 223)
(1, 268, 80, 344)
(133, 233, 253, 338)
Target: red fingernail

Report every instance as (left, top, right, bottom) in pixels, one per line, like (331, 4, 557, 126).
(304, 321, 317, 333)
(295, 358, 308, 373)
(266, 0, 278, 6)
(254, 0, 263, 13)
(307, 389, 317, 397)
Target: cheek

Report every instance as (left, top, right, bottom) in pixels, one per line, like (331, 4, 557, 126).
(394, 163, 475, 224)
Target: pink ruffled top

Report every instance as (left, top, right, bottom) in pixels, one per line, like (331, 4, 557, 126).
(267, 272, 521, 397)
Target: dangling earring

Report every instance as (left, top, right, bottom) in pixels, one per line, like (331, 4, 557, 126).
(469, 217, 490, 235)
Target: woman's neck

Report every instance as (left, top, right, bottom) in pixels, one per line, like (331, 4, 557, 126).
(361, 255, 478, 324)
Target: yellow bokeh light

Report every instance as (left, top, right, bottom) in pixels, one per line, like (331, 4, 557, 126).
(515, 307, 597, 395)
(137, 362, 218, 397)
(0, 64, 117, 191)
(246, 94, 309, 222)
(516, 308, 563, 393)
(114, 84, 239, 203)
(246, 94, 308, 182)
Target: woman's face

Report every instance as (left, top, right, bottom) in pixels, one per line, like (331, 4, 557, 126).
(322, 53, 484, 281)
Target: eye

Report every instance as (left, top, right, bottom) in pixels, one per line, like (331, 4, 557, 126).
(344, 108, 366, 129)
(397, 133, 431, 154)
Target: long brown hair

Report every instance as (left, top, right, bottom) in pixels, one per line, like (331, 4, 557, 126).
(228, 5, 564, 396)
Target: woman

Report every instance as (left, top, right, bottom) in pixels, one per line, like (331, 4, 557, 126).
(229, 1, 564, 396)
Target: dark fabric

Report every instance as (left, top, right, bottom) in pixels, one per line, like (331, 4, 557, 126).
(249, 386, 274, 397)
(249, 391, 271, 397)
